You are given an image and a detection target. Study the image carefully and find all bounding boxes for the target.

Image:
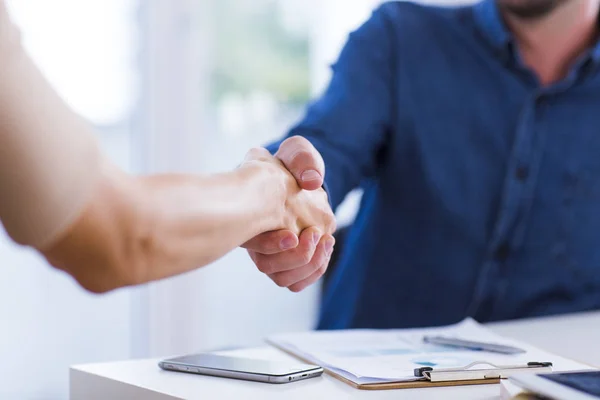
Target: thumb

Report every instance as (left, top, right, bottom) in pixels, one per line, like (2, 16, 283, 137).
(275, 136, 325, 191)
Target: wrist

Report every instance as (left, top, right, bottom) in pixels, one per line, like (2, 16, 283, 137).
(236, 161, 290, 233)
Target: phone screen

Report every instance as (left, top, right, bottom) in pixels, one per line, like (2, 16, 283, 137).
(164, 353, 319, 377)
(541, 371, 600, 397)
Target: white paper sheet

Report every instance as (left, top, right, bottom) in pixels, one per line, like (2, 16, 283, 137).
(267, 319, 591, 385)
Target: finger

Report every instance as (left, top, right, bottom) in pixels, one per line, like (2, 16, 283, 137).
(288, 264, 327, 293)
(268, 235, 334, 288)
(253, 227, 321, 275)
(275, 136, 325, 191)
(242, 230, 298, 255)
(289, 235, 335, 292)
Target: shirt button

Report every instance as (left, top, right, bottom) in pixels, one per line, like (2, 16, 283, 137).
(515, 166, 529, 181)
(494, 242, 511, 262)
(535, 93, 549, 105)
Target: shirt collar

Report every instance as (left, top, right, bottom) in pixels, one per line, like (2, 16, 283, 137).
(474, 0, 600, 65)
(473, 0, 511, 54)
(592, 16, 600, 63)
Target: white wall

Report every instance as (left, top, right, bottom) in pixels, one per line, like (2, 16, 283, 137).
(310, 0, 379, 95)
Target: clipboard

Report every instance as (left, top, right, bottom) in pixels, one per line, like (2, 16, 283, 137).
(270, 341, 553, 390)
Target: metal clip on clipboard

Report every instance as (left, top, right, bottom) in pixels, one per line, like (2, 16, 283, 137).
(414, 361, 553, 383)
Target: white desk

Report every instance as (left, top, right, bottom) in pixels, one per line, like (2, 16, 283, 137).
(70, 311, 600, 400)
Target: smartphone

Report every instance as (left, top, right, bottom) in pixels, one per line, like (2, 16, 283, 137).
(158, 353, 324, 384)
(510, 370, 600, 400)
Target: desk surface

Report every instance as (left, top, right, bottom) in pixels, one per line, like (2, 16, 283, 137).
(70, 311, 600, 400)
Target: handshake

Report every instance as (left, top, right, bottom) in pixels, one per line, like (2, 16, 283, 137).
(239, 136, 337, 292)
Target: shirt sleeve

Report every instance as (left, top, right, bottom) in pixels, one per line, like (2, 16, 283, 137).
(267, 5, 395, 211)
(0, 0, 103, 249)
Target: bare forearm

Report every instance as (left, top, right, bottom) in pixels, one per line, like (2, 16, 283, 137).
(42, 162, 287, 292)
(1, 1, 294, 292)
(137, 163, 287, 281)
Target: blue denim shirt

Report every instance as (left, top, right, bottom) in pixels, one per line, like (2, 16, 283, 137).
(268, 0, 600, 329)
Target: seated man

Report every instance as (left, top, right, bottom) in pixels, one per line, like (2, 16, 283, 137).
(244, 0, 600, 329)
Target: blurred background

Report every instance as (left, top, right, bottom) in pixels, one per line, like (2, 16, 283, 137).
(0, 0, 466, 398)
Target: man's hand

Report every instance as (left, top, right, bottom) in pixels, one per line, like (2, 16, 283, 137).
(275, 136, 325, 191)
(243, 137, 337, 292)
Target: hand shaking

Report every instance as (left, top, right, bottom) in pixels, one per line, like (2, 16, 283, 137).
(242, 137, 337, 292)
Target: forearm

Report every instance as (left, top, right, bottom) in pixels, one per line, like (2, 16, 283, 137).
(136, 163, 287, 280)
(1, 1, 289, 292)
(43, 162, 287, 293)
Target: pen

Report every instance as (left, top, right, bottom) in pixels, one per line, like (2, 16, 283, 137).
(423, 336, 527, 355)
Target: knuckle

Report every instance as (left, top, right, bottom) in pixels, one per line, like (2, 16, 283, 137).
(299, 251, 313, 265)
(281, 137, 319, 167)
(292, 149, 314, 163)
(249, 146, 266, 155)
(317, 210, 336, 234)
(256, 259, 273, 274)
(256, 264, 269, 274)
(246, 147, 270, 161)
(324, 205, 334, 218)
(318, 264, 328, 275)
(326, 214, 336, 232)
(245, 147, 260, 158)
(311, 251, 326, 270)
(312, 267, 325, 281)
(283, 135, 309, 149)
(272, 275, 288, 288)
(317, 252, 329, 269)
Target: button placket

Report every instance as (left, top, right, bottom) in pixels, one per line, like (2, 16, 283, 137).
(467, 93, 549, 319)
(489, 93, 553, 319)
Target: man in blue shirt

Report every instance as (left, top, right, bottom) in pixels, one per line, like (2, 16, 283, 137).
(243, 0, 600, 329)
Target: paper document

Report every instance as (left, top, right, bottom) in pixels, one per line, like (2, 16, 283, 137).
(267, 319, 590, 385)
